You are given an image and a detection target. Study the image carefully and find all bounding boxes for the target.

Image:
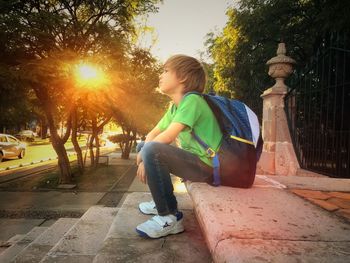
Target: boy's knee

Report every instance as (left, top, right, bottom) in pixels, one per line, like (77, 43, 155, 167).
(141, 141, 162, 159)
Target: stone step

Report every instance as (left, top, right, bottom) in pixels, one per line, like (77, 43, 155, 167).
(0, 227, 48, 263)
(93, 192, 211, 263)
(0, 235, 26, 255)
(40, 206, 118, 263)
(296, 168, 324, 177)
(1, 234, 26, 248)
(11, 218, 79, 263)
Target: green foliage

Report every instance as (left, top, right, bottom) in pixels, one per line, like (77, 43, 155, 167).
(0, 0, 162, 178)
(0, 65, 34, 131)
(0, 0, 162, 128)
(106, 48, 167, 136)
(108, 134, 131, 144)
(207, 0, 350, 117)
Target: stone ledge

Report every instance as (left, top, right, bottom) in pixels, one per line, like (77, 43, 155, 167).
(185, 181, 350, 262)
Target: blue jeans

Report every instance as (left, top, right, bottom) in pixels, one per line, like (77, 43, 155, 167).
(138, 141, 213, 216)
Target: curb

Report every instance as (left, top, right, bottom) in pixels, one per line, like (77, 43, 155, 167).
(0, 153, 78, 172)
(0, 209, 85, 219)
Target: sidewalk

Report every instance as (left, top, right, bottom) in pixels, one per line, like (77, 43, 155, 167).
(1, 156, 350, 262)
(272, 175, 350, 221)
(0, 154, 136, 241)
(87, 169, 350, 262)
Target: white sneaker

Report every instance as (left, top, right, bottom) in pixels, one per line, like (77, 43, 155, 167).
(136, 212, 185, 238)
(139, 200, 158, 215)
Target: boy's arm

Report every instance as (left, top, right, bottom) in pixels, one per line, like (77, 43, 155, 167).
(145, 126, 162, 142)
(144, 122, 185, 144)
(153, 122, 185, 144)
(137, 122, 185, 165)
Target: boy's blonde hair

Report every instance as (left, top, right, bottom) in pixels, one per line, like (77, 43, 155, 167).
(164, 55, 206, 93)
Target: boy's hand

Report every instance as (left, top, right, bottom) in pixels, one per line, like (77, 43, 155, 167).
(137, 162, 147, 184)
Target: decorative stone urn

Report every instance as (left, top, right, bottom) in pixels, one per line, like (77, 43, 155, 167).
(266, 43, 296, 92)
(257, 43, 300, 176)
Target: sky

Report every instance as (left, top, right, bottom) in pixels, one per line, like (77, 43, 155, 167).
(137, 0, 233, 62)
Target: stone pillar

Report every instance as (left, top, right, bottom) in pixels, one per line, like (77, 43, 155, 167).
(257, 43, 300, 176)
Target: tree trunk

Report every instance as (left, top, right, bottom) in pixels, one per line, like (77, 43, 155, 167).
(71, 109, 84, 173)
(120, 129, 136, 159)
(49, 126, 72, 184)
(33, 87, 72, 183)
(94, 135, 100, 167)
(45, 106, 72, 183)
(52, 137, 72, 184)
(89, 134, 95, 167)
(40, 117, 48, 139)
(121, 143, 130, 159)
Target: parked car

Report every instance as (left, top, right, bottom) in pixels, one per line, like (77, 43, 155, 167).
(15, 130, 36, 142)
(0, 134, 26, 162)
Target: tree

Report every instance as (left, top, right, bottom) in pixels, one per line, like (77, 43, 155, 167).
(106, 48, 167, 158)
(206, 0, 350, 118)
(0, 65, 35, 133)
(0, 0, 161, 183)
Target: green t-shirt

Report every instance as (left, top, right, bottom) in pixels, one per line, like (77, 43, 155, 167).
(156, 94, 223, 167)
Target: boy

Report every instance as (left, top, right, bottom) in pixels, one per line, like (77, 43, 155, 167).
(135, 54, 223, 239)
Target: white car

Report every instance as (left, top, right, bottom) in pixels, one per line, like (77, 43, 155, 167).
(15, 130, 36, 142)
(0, 134, 26, 162)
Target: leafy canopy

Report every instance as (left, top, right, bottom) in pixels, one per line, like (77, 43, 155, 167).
(207, 0, 350, 117)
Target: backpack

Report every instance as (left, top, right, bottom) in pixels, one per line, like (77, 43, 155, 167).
(186, 92, 263, 188)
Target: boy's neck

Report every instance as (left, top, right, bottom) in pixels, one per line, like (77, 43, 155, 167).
(170, 92, 185, 106)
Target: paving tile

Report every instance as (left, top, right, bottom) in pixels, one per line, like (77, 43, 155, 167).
(0, 226, 48, 263)
(41, 254, 94, 263)
(0, 219, 45, 242)
(306, 198, 339, 212)
(291, 189, 330, 200)
(12, 218, 79, 263)
(41, 207, 117, 263)
(95, 192, 210, 263)
(327, 198, 350, 209)
(94, 238, 211, 263)
(328, 192, 350, 200)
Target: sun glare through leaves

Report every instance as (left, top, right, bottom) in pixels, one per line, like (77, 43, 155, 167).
(75, 63, 108, 89)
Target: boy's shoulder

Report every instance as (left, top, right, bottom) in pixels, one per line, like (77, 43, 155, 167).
(182, 93, 205, 104)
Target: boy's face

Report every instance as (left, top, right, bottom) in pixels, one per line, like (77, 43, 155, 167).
(159, 66, 183, 95)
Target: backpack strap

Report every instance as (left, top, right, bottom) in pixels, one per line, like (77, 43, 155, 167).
(191, 131, 221, 186)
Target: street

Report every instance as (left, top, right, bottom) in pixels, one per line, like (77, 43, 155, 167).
(0, 138, 117, 175)
(0, 139, 84, 170)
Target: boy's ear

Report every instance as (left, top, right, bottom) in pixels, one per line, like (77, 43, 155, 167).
(178, 76, 187, 84)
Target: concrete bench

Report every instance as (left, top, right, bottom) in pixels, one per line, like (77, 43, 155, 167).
(98, 155, 109, 165)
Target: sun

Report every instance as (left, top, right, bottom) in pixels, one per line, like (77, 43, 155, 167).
(75, 63, 108, 89)
(79, 65, 98, 80)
